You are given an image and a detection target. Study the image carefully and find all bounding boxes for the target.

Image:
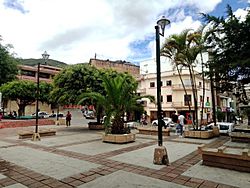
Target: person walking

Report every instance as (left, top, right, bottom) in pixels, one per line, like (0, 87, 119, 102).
(178, 114, 185, 137)
(66, 111, 72, 127)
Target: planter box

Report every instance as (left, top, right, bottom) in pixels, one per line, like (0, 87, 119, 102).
(213, 126, 220, 136)
(137, 127, 170, 136)
(58, 118, 66, 125)
(199, 145, 250, 172)
(18, 129, 56, 139)
(0, 119, 55, 129)
(184, 130, 214, 139)
(230, 132, 250, 143)
(88, 124, 104, 130)
(102, 133, 135, 143)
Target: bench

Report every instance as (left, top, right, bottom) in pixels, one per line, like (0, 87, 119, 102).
(137, 127, 170, 136)
(230, 132, 250, 143)
(18, 129, 56, 139)
(198, 145, 250, 172)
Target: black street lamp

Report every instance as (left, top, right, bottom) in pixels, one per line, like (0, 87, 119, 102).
(153, 16, 170, 165)
(32, 51, 49, 141)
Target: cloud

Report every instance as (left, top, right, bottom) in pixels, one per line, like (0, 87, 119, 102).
(0, 0, 227, 64)
(3, 0, 28, 13)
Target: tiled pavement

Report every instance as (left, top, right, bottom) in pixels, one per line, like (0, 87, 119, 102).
(0, 124, 249, 188)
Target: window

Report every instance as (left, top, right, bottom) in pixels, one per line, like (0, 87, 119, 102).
(160, 81, 163, 87)
(199, 82, 202, 87)
(21, 70, 36, 77)
(39, 72, 50, 79)
(161, 95, 163, 102)
(167, 95, 172, 102)
(166, 80, 172, 86)
(184, 95, 192, 106)
(207, 97, 209, 102)
(150, 82, 155, 87)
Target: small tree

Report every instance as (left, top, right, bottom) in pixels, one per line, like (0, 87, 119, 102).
(0, 80, 52, 116)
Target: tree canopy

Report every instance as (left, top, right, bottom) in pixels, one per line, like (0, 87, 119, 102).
(202, 5, 250, 104)
(0, 37, 18, 86)
(51, 64, 104, 105)
(0, 80, 52, 116)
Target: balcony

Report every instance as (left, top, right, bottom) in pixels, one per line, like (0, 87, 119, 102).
(172, 84, 192, 90)
(172, 102, 201, 108)
(137, 88, 146, 94)
(17, 75, 52, 83)
(172, 84, 202, 91)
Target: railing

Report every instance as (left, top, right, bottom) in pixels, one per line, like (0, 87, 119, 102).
(137, 88, 146, 93)
(172, 84, 202, 90)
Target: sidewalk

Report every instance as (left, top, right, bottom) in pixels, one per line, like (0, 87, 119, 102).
(0, 120, 249, 187)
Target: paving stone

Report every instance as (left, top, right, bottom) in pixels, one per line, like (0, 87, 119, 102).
(0, 174, 6, 180)
(0, 146, 101, 180)
(78, 170, 188, 188)
(4, 183, 28, 188)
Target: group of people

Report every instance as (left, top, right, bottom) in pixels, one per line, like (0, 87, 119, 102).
(8, 111, 17, 118)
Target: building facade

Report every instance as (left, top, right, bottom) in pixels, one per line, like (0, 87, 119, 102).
(137, 69, 213, 124)
(6, 64, 62, 115)
(89, 58, 140, 78)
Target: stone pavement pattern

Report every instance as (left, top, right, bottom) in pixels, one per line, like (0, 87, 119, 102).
(0, 110, 249, 188)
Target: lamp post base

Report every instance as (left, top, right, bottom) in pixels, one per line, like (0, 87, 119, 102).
(153, 146, 169, 165)
(56, 120, 60, 126)
(32, 133, 41, 141)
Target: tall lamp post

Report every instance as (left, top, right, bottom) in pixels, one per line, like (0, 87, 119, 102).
(32, 51, 49, 141)
(153, 16, 170, 165)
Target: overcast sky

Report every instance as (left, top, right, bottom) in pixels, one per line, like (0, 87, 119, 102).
(0, 0, 249, 64)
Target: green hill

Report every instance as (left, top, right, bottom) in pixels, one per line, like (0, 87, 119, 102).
(17, 58, 68, 68)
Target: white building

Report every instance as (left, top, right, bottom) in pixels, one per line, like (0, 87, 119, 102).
(137, 64, 212, 124)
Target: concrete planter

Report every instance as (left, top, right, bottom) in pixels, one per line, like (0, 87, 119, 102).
(18, 129, 56, 139)
(58, 118, 66, 125)
(137, 127, 170, 136)
(88, 124, 104, 130)
(199, 145, 250, 172)
(184, 130, 214, 139)
(102, 133, 135, 143)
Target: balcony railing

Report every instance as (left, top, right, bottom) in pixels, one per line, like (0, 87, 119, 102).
(137, 88, 146, 93)
(172, 84, 202, 90)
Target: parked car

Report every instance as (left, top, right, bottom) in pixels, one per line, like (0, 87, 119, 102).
(206, 122, 235, 135)
(126, 121, 140, 129)
(85, 111, 95, 119)
(152, 117, 174, 127)
(31, 111, 50, 119)
(49, 113, 64, 118)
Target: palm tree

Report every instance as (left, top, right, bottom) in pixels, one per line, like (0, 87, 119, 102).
(78, 73, 154, 134)
(161, 29, 204, 129)
(161, 30, 193, 125)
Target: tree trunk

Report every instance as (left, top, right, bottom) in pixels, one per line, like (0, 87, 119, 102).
(200, 53, 205, 126)
(176, 66, 193, 124)
(189, 65, 198, 130)
(111, 117, 125, 134)
(18, 104, 26, 116)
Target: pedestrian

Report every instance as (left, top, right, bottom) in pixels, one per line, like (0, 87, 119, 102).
(66, 111, 72, 127)
(178, 114, 185, 137)
(0, 112, 3, 121)
(171, 112, 178, 124)
(13, 111, 17, 118)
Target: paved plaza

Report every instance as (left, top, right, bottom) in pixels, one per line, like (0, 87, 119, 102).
(0, 110, 249, 188)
